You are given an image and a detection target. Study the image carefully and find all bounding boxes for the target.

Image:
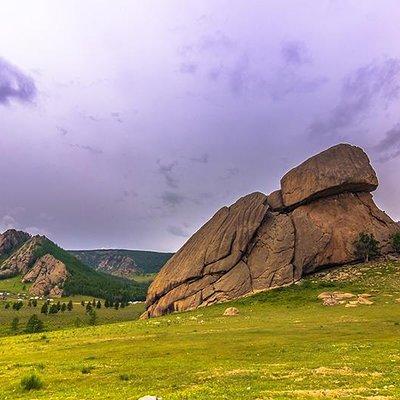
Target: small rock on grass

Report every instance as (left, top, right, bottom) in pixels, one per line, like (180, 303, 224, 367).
(223, 307, 239, 316)
(138, 396, 162, 400)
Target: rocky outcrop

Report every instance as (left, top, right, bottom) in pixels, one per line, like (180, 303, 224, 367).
(22, 254, 69, 297)
(144, 143, 399, 318)
(280, 144, 378, 209)
(0, 229, 30, 256)
(0, 235, 45, 279)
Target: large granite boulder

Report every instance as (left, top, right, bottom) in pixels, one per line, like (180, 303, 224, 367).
(144, 143, 398, 318)
(280, 144, 378, 209)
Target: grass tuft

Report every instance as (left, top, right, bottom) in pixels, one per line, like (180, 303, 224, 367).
(20, 373, 43, 391)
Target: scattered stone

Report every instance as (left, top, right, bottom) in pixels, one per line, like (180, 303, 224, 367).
(138, 396, 162, 400)
(223, 307, 239, 316)
(345, 303, 358, 308)
(357, 297, 373, 305)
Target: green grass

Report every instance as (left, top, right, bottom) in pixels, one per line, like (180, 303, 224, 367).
(1, 260, 400, 399)
(0, 276, 32, 294)
(132, 273, 157, 284)
(0, 299, 145, 337)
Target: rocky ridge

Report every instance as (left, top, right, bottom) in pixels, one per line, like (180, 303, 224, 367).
(144, 144, 399, 318)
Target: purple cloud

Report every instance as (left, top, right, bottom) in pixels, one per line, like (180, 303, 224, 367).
(0, 57, 36, 105)
(281, 40, 311, 66)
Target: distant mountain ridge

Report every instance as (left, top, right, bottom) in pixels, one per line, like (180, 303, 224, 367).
(0, 229, 147, 300)
(69, 249, 174, 278)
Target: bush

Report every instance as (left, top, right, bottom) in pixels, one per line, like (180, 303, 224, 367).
(81, 366, 94, 374)
(10, 317, 19, 332)
(25, 315, 44, 333)
(392, 232, 400, 253)
(354, 232, 380, 262)
(67, 300, 73, 311)
(20, 373, 43, 391)
(40, 302, 48, 314)
(119, 373, 130, 381)
(88, 309, 97, 326)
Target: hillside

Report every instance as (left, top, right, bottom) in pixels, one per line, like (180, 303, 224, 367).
(1, 258, 400, 399)
(69, 249, 173, 277)
(0, 230, 147, 301)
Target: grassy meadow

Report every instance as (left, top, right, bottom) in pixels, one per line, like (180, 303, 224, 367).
(1, 260, 400, 399)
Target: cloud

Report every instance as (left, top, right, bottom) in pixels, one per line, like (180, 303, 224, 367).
(161, 191, 185, 207)
(68, 143, 103, 155)
(56, 126, 68, 136)
(166, 225, 189, 237)
(179, 63, 198, 74)
(157, 159, 179, 188)
(0, 57, 36, 105)
(309, 58, 400, 137)
(111, 111, 123, 123)
(190, 153, 209, 163)
(281, 40, 311, 66)
(373, 123, 400, 163)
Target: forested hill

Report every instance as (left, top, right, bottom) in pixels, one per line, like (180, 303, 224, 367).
(69, 249, 173, 278)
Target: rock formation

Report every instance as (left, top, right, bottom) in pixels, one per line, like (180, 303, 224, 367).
(22, 254, 69, 297)
(144, 144, 399, 318)
(0, 229, 30, 256)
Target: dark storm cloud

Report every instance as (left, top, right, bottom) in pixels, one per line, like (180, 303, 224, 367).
(0, 57, 36, 104)
(374, 123, 400, 162)
(161, 191, 185, 207)
(157, 160, 179, 188)
(281, 40, 311, 66)
(166, 225, 189, 237)
(309, 58, 400, 137)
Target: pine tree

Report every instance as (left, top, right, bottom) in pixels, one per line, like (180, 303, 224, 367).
(67, 300, 73, 311)
(25, 315, 44, 333)
(114, 301, 119, 310)
(56, 301, 61, 311)
(41, 302, 48, 314)
(61, 303, 67, 312)
(49, 303, 59, 314)
(88, 309, 97, 326)
(104, 299, 109, 308)
(10, 317, 19, 332)
(86, 302, 92, 313)
(92, 298, 96, 307)
(96, 300, 101, 309)
(81, 300, 85, 307)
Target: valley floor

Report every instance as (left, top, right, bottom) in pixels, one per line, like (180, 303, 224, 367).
(1, 260, 400, 399)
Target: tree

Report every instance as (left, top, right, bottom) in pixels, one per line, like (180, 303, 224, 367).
(32, 299, 38, 307)
(104, 299, 109, 308)
(13, 301, 23, 311)
(25, 315, 44, 333)
(41, 302, 48, 314)
(10, 317, 19, 332)
(86, 302, 92, 313)
(81, 300, 85, 307)
(114, 301, 119, 310)
(354, 232, 380, 262)
(56, 301, 61, 311)
(88, 309, 97, 326)
(392, 232, 400, 254)
(61, 303, 67, 312)
(67, 300, 73, 311)
(4, 302, 10, 309)
(96, 300, 101, 309)
(92, 298, 96, 307)
(49, 304, 59, 314)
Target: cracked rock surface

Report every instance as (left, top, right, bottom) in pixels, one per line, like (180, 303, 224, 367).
(144, 143, 399, 318)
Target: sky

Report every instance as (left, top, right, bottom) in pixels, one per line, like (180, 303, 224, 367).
(0, 1, 400, 251)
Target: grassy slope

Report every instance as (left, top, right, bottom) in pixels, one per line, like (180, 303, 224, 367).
(69, 249, 174, 274)
(1, 260, 400, 399)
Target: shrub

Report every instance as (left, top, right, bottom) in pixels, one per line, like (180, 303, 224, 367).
(81, 366, 94, 374)
(119, 373, 130, 381)
(392, 232, 400, 253)
(88, 309, 97, 326)
(40, 302, 48, 314)
(354, 232, 380, 262)
(20, 373, 43, 391)
(10, 317, 19, 332)
(61, 303, 67, 312)
(25, 315, 44, 333)
(67, 300, 73, 311)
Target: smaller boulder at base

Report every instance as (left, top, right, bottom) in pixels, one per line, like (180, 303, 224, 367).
(223, 307, 239, 316)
